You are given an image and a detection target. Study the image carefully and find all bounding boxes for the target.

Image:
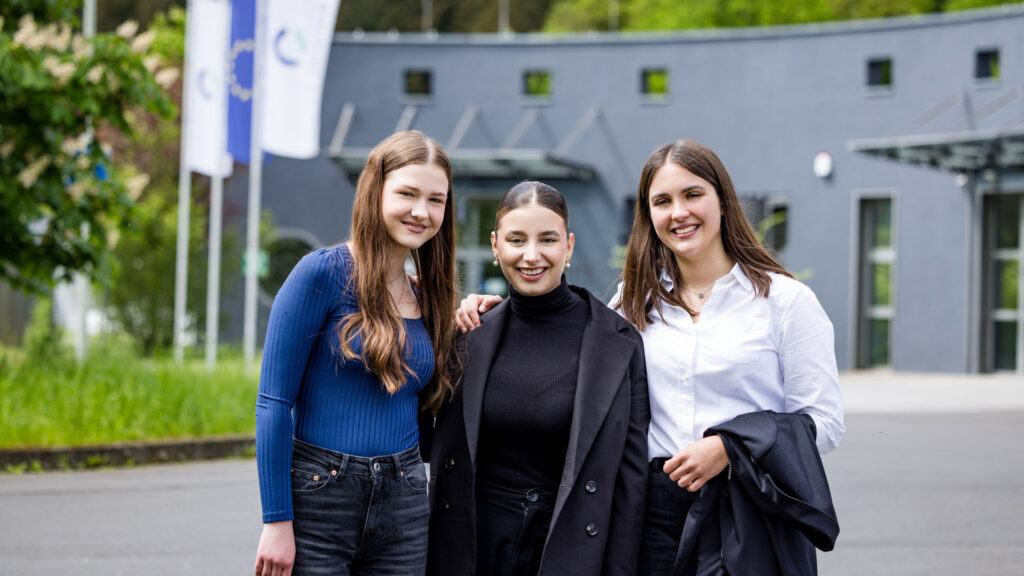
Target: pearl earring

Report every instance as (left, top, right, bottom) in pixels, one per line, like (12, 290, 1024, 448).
(492, 258, 499, 267)
(565, 260, 571, 269)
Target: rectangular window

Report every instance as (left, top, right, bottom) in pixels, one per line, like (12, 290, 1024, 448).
(858, 198, 895, 368)
(761, 204, 788, 263)
(641, 68, 669, 98)
(866, 58, 892, 88)
(403, 70, 432, 97)
(455, 197, 507, 297)
(523, 70, 552, 98)
(976, 49, 1000, 80)
(984, 194, 1023, 372)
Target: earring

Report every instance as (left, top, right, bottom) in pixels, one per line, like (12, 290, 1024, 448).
(492, 258, 499, 267)
(565, 259, 571, 269)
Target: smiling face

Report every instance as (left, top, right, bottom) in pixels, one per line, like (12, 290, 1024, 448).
(380, 162, 449, 253)
(491, 202, 575, 297)
(647, 161, 725, 266)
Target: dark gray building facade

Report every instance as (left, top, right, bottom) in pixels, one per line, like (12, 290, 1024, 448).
(234, 5, 1024, 374)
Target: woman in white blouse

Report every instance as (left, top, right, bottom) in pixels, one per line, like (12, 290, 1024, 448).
(612, 139, 843, 574)
(456, 139, 844, 575)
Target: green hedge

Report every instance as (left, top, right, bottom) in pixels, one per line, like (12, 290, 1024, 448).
(0, 341, 258, 448)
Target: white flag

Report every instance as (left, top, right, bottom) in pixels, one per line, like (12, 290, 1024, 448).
(184, 0, 233, 177)
(261, 0, 341, 159)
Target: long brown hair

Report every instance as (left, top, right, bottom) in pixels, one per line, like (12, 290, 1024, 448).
(338, 131, 456, 414)
(616, 139, 792, 330)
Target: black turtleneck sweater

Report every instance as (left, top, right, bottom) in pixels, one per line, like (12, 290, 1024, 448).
(476, 277, 590, 492)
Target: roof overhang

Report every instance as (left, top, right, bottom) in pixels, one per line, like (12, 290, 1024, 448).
(848, 127, 1024, 172)
(331, 147, 596, 180)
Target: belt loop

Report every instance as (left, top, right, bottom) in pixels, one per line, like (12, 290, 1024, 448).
(339, 453, 350, 476)
(392, 452, 402, 479)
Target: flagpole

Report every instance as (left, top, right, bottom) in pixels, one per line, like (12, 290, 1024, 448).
(173, 0, 198, 363)
(206, 174, 223, 370)
(72, 0, 97, 362)
(243, 0, 266, 367)
(205, 1, 232, 371)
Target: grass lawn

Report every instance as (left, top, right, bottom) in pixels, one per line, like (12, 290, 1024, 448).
(0, 341, 259, 449)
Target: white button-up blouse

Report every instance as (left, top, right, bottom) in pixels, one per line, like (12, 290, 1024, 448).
(614, 265, 845, 457)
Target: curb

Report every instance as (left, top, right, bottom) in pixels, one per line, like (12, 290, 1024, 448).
(0, 434, 255, 471)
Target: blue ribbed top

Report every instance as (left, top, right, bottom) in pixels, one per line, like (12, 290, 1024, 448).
(255, 245, 434, 523)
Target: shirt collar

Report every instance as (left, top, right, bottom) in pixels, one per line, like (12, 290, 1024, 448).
(657, 262, 754, 293)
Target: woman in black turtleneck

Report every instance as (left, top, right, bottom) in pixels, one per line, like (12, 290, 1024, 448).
(426, 182, 650, 576)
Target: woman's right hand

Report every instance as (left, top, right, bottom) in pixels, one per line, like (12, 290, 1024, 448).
(455, 294, 503, 333)
(255, 521, 295, 576)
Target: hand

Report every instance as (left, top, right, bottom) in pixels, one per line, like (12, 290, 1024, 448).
(255, 521, 295, 576)
(455, 294, 503, 333)
(663, 435, 729, 492)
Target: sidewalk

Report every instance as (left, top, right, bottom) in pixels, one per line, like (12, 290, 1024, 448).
(840, 370, 1024, 414)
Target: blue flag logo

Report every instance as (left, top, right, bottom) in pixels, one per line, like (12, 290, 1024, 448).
(228, 0, 262, 164)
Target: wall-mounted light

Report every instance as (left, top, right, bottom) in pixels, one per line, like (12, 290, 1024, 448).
(813, 151, 833, 179)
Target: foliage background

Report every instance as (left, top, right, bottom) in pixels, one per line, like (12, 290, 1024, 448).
(0, 0, 174, 293)
(58, 0, 1016, 35)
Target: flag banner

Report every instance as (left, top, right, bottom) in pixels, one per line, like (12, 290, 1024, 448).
(184, 0, 232, 177)
(228, 0, 257, 164)
(261, 0, 341, 159)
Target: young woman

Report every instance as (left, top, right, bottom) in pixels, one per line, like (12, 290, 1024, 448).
(254, 131, 456, 576)
(457, 140, 844, 575)
(428, 181, 650, 576)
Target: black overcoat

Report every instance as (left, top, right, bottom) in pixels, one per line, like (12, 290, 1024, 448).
(427, 286, 650, 576)
(674, 411, 840, 576)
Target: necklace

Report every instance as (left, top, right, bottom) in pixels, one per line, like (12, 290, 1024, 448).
(388, 274, 412, 306)
(682, 281, 716, 300)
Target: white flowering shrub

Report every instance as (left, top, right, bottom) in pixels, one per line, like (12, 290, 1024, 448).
(0, 1, 175, 293)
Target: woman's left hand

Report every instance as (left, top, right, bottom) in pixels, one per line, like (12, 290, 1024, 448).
(663, 435, 729, 492)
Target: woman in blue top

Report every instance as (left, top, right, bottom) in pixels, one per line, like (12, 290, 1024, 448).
(254, 131, 457, 576)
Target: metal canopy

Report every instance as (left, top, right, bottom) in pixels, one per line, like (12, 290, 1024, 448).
(331, 147, 596, 180)
(847, 127, 1024, 172)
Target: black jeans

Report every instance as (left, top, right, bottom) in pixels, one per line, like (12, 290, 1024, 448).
(638, 458, 700, 576)
(290, 438, 429, 576)
(475, 480, 557, 576)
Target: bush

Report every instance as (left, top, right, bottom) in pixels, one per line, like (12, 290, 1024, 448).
(23, 296, 71, 364)
(0, 340, 259, 448)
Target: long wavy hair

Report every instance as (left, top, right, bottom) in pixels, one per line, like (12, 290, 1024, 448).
(616, 139, 792, 331)
(337, 131, 456, 414)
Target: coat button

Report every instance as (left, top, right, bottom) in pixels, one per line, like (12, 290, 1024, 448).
(586, 523, 599, 537)
(441, 498, 451, 511)
(585, 480, 597, 493)
(444, 457, 455, 470)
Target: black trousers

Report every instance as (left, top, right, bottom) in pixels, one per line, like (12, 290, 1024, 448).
(638, 458, 700, 576)
(475, 480, 557, 576)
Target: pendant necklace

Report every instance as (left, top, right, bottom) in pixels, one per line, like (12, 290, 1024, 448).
(683, 282, 716, 300)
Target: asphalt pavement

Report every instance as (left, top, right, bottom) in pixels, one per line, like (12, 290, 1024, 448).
(2, 371, 1022, 575)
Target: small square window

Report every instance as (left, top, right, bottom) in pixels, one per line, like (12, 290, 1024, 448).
(641, 68, 669, 97)
(976, 49, 1000, 80)
(523, 70, 551, 97)
(866, 58, 892, 88)
(404, 70, 432, 97)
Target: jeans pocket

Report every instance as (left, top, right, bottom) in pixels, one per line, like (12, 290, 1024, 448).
(291, 457, 333, 493)
(400, 460, 428, 494)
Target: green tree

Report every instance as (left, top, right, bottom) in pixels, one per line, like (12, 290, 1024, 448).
(0, 0, 175, 294)
(335, 0, 556, 33)
(544, 0, 1010, 31)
